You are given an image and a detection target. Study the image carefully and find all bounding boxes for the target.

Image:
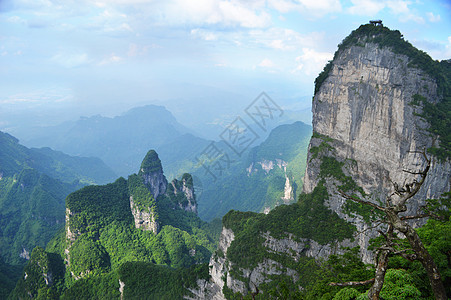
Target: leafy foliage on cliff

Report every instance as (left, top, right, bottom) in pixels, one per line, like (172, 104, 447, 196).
(9, 247, 65, 299)
(0, 168, 76, 265)
(222, 180, 355, 273)
(0, 257, 22, 299)
(139, 149, 163, 174)
(226, 185, 353, 265)
(66, 177, 131, 235)
(118, 261, 209, 299)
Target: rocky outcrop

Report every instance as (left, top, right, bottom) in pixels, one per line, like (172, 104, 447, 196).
(129, 195, 159, 234)
(188, 227, 234, 300)
(199, 228, 306, 298)
(139, 150, 168, 199)
(281, 175, 294, 204)
(169, 173, 198, 213)
(303, 35, 451, 262)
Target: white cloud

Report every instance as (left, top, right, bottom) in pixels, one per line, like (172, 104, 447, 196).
(6, 16, 27, 24)
(0, 87, 74, 105)
(258, 58, 275, 67)
(268, 0, 341, 16)
(399, 13, 424, 24)
(426, 12, 440, 23)
(250, 28, 324, 51)
(99, 53, 122, 65)
(152, 0, 271, 28)
(347, 0, 426, 25)
(127, 43, 158, 57)
(51, 52, 90, 68)
(348, 0, 385, 15)
(191, 28, 218, 41)
(386, 0, 410, 15)
(446, 36, 451, 58)
(292, 48, 332, 76)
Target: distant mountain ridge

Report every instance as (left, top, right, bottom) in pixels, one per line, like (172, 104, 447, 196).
(0, 130, 117, 295)
(195, 121, 312, 220)
(0, 131, 116, 185)
(22, 105, 197, 177)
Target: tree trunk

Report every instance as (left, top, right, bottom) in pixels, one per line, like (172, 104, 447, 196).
(387, 210, 447, 299)
(368, 249, 389, 299)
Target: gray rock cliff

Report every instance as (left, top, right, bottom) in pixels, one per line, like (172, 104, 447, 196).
(197, 25, 450, 298)
(139, 150, 168, 199)
(168, 173, 198, 213)
(303, 34, 450, 262)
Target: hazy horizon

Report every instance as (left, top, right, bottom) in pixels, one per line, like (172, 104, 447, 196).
(1, 0, 450, 140)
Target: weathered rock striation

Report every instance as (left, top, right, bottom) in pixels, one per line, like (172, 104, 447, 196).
(303, 29, 451, 262)
(129, 195, 159, 234)
(139, 150, 168, 199)
(168, 173, 198, 213)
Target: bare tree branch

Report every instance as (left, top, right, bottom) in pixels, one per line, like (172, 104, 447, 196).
(393, 150, 431, 208)
(338, 190, 385, 211)
(400, 214, 430, 220)
(329, 278, 375, 287)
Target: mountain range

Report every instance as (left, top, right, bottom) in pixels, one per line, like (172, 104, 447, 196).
(3, 23, 451, 299)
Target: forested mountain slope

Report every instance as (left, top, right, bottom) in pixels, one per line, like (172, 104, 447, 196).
(9, 150, 220, 299)
(0, 131, 117, 296)
(196, 121, 312, 221)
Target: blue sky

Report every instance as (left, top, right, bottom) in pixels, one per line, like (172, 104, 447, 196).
(1, 0, 450, 133)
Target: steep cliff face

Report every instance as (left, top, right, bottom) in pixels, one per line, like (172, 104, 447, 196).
(129, 150, 167, 234)
(129, 195, 159, 234)
(139, 150, 168, 199)
(303, 25, 451, 262)
(168, 173, 198, 213)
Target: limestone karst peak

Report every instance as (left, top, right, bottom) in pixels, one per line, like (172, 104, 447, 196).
(139, 150, 167, 199)
(139, 150, 163, 175)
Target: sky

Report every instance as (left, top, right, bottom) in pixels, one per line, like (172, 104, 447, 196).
(1, 0, 450, 136)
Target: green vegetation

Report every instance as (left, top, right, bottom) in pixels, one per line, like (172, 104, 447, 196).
(222, 180, 355, 274)
(118, 262, 209, 299)
(198, 121, 312, 220)
(0, 257, 22, 299)
(66, 177, 131, 235)
(60, 272, 120, 299)
(69, 237, 111, 278)
(0, 130, 118, 296)
(414, 90, 451, 160)
(9, 151, 221, 298)
(128, 174, 157, 214)
(0, 168, 75, 264)
(309, 134, 334, 160)
(9, 247, 65, 300)
(139, 150, 163, 174)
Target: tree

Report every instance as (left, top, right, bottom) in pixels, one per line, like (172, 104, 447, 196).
(337, 150, 447, 299)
